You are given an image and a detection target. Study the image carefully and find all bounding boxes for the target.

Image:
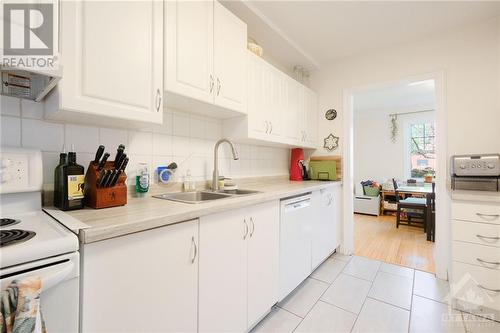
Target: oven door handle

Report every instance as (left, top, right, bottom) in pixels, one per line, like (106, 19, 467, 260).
(41, 261, 74, 292)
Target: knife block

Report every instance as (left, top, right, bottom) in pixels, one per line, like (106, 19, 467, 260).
(84, 161, 128, 209)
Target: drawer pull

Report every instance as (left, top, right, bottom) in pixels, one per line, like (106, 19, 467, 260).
(476, 234, 500, 241)
(476, 213, 499, 218)
(476, 258, 500, 266)
(477, 284, 500, 293)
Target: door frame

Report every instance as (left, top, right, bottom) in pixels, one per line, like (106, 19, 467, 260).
(340, 71, 449, 280)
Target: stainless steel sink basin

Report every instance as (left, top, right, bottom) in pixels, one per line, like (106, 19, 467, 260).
(217, 189, 261, 196)
(153, 191, 232, 204)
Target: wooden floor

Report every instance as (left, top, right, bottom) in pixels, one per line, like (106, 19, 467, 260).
(354, 213, 436, 273)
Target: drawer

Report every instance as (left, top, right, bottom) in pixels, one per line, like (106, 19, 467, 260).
(452, 201, 500, 224)
(452, 241, 500, 269)
(452, 262, 500, 311)
(452, 220, 500, 247)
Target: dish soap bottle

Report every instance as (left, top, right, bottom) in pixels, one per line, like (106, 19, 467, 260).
(183, 169, 196, 192)
(136, 163, 150, 197)
(57, 149, 85, 211)
(53, 149, 67, 208)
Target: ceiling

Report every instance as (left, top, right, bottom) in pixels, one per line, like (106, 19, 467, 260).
(353, 79, 436, 114)
(233, 1, 500, 69)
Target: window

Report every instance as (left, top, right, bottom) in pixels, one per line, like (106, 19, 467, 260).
(409, 123, 436, 178)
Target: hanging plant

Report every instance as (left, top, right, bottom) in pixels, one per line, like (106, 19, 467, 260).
(390, 115, 398, 143)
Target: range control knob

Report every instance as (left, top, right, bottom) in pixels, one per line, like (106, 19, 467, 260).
(487, 163, 496, 169)
(459, 164, 466, 169)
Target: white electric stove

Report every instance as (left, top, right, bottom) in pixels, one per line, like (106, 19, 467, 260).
(0, 147, 80, 333)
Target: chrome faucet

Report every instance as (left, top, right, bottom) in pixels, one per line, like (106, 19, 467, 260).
(212, 139, 239, 191)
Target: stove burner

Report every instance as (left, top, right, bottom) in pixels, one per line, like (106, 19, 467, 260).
(0, 229, 35, 247)
(0, 218, 20, 227)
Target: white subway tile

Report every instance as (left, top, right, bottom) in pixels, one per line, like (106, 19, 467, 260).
(0, 96, 21, 116)
(172, 112, 190, 137)
(152, 133, 172, 156)
(1, 116, 21, 147)
(149, 111, 173, 135)
(205, 118, 222, 140)
(190, 115, 206, 139)
(172, 136, 191, 158)
(190, 138, 207, 157)
(65, 124, 99, 153)
(22, 118, 64, 151)
(41, 152, 59, 185)
(99, 128, 128, 151)
(76, 152, 94, 171)
(21, 99, 44, 119)
(128, 131, 153, 155)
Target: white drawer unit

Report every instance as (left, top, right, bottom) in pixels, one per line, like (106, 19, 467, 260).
(451, 199, 500, 318)
(452, 220, 500, 247)
(452, 201, 500, 224)
(452, 262, 500, 314)
(452, 241, 500, 269)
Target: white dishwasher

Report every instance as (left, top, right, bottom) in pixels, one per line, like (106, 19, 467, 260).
(279, 193, 313, 300)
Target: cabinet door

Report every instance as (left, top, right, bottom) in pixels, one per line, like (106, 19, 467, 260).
(248, 53, 268, 135)
(286, 79, 301, 143)
(81, 220, 199, 332)
(165, 0, 214, 104)
(247, 201, 280, 327)
(305, 89, 318, 147)
(311, 188, 339, 269)
(214, 1, 247, 113)
(268, 68, 284, 138)
(60, 1, 163, 123)
(199, 209, 248, 333)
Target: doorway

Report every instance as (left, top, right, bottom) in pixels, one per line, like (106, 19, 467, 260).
(340, 73, 448, 278)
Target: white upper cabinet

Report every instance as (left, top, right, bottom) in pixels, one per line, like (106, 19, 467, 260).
(46, 0, 163, 125)
(213, 1, 247, 113)
(165, 0, 247, 117)
(165, 0, 214, 104)
(224, 51, 318, 149)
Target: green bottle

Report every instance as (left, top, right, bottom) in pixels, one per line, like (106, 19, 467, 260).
(135, 163, 149, 196)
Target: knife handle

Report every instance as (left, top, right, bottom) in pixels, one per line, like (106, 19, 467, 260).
(110, 157, 129, 187)
(94, 145, 105, 164)
(98, 152, 110, 170)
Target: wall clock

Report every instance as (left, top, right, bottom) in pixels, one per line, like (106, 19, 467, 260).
(325, 109, 337, 120)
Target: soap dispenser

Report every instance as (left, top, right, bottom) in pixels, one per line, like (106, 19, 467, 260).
(183, 169, 196, 192)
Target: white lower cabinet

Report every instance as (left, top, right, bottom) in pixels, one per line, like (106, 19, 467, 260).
(199, 201, 280, 332)
(81, 219, 199, 332)
(311, 185, 341, 269)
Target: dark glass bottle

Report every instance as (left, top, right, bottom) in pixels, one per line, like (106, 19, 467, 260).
(57, 151, 85, 211)
(53, 152, 67, 208)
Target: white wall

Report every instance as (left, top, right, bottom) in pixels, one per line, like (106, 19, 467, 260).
(0, 96, 290, 188)
(311, 16, 500, 159)
(353, 107, 435, 189)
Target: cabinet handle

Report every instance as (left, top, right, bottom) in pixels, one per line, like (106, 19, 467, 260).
(243, 219, 249, 240)
(265, 121, 269, 134)
(476, 213, 499, 218)
(155, 89, 162, 112)
(209, 75, 214, 93)
(476, 258, 500, 266)
(477, 284, 500, 293)
(270, 122, 273, 134)
(191, 236, 197, 264)
(476, 234, 500, 241)
(217, 78, 221, 96)
(250, 217, 255, 237)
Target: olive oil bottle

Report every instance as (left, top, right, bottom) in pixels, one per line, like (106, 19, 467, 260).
(55, 150, 85, 210)
(53, 151, 67, 208)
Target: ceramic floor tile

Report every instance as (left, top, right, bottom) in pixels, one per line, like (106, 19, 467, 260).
(278, 278, 329, 318)
(410, 295, 466, 333)
(343, 256, 381, 281)
(462, 312, 500, 333)
(251, 307, 302, 333)
(330, 252, 353, 262)
(414, 270, 450, 304)
(321, 273, 372, 314)
(352, 298, 410, 333)
(311, 258, 347, 283)
(379, 262, 415, 279)
(295, 300, 357, 333)
(369, 271, 414, 310)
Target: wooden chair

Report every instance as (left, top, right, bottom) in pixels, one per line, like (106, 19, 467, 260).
(426, 182, 436, 242)
(392, 179, 428, 229)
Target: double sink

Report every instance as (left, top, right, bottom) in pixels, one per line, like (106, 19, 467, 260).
(153, 189, 260, 204)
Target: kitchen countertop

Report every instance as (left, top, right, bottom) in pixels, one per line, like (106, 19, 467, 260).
(63, 179, 342, 244)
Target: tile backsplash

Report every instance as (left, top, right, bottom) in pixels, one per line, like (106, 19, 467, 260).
(0, 95, 290, 187)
